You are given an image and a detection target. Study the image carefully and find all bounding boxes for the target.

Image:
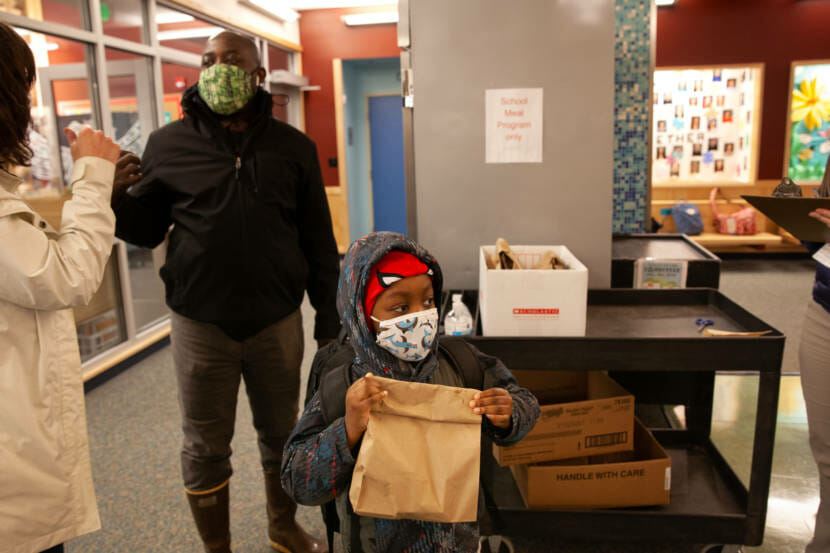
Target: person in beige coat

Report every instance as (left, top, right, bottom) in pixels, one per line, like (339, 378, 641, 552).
(0, 22, 120, 553)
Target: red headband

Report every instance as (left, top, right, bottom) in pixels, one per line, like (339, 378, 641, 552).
(364, 251, 430, 327)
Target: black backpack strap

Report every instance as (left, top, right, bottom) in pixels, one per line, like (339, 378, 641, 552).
(319, 363, 352, 425)
(439, 336, 484, 390)
(326, 507, 336, 553)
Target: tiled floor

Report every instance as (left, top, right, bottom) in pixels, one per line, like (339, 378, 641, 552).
(711, 374, 816, 553)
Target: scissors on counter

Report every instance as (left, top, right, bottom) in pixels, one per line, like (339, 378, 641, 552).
(695, 318, 714, 333)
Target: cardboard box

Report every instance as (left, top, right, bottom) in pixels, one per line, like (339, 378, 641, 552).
(479, 245, 588, 337)
(77, 309, 122, 358)
(494, 372, 634, 466)
(510, 419, 671, 509)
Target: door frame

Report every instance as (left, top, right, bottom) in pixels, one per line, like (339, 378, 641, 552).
(38, 58, 157, 341)
(38, 59, 155, 189)
(366, 92, 403, 233)
(329, 58, 350, 252)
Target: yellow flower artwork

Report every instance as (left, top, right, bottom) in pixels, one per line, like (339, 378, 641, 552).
(792, 78, 830, 131)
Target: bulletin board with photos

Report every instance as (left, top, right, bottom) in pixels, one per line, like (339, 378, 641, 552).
(652, 64, 764, 186)
(786, 60, 830, 184)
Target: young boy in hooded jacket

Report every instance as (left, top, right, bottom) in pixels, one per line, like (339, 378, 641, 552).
(281, 232, 540, 553)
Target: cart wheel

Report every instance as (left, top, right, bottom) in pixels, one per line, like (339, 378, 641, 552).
(700, 545, 743, 553)
(478, 535, 515, 553)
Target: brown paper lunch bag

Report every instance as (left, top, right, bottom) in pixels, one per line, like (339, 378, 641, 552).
(494, 237, 523, 270)
(349, 376, 481, 523)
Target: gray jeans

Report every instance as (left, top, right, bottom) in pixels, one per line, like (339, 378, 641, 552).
(801, 300, 830, 553)
(171, 310, 304, 491)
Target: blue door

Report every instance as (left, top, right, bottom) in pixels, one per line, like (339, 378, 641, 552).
(368, 95, 406, 235)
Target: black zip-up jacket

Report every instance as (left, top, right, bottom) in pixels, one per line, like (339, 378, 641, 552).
(113, 86, 340, 341)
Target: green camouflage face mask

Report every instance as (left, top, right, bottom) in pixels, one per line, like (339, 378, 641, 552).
(198, 63, 256, 115)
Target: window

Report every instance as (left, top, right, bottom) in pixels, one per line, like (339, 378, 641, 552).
(102, 0, 149, 44)
(104, 48, 155, 156)
(2, 0, 89, 30)
(268, 43, 290, 72)
(102, 48, 168, 331)
(155, 5, 224, 55)
(75, 252, 128, 362)
(161, 62, 201, 122)
(13, 28, 98, 196)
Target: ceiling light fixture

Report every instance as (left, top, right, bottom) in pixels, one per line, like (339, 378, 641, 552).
(341, 11, 398, 26)
(240, 0, 300, 22)
(655, 0, 676, 6)
(288, 1, 397, 9)
(157, 26, 225, 41)
(155, 12, 195, 24)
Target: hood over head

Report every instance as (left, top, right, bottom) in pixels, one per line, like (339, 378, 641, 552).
(337, 232, 443, 381)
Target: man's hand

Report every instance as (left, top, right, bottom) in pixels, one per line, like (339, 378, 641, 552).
(470, 388, 513, 429)
(316, 338, 336, 349)
(810, 208, 830, 229)
(110, 150, 142, 205)
(63, 126, 119, 164)
(344, 373, 387, 449)
(114, 150, 142, 193)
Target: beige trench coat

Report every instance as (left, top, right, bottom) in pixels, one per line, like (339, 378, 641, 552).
(0, 157, 115, 553)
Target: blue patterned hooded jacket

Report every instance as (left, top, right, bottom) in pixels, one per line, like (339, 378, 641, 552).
(281, 232, 540, 553)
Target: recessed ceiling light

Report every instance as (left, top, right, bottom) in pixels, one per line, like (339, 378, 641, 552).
(157, 26, 225, 41)
(155, 12, 195, 24)
(241, 0, 300, 22)
(341, 11, 398, 26)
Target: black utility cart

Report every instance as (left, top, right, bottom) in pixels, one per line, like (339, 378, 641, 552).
(611, 234, 722, 289)
(445, 288, 783, 553)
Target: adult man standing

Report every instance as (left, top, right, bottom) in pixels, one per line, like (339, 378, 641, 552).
(112, 31, 337, 553)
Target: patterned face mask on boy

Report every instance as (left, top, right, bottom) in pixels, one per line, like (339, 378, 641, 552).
(197, 63, 257, 115)
(371, 308, 439, 362)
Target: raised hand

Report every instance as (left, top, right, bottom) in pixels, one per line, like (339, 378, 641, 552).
(114, 150, 142, 191)
(63, 125, 119, 164)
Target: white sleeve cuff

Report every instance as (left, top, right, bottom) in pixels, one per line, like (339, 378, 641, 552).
(69, 156, 116, 189)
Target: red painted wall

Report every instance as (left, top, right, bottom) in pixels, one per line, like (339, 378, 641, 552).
(298, 7, 399, 187)
(656, 0, 830, 181)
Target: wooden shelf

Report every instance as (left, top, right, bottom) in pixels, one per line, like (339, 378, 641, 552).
(691, 232, 782, 248)
(650, 181, 812, 252)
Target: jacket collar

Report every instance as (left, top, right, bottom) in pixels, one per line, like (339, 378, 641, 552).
(0, 167, 22, 194)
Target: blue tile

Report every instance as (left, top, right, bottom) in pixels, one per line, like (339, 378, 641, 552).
(613, 0, 651, 234)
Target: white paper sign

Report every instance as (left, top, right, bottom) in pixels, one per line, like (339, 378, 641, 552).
(485, 88, 543, 164)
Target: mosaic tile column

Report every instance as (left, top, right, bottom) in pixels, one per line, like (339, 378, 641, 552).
(613, 0, 652, 233)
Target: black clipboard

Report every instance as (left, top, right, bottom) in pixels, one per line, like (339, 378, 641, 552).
(742, 195, 830, 243)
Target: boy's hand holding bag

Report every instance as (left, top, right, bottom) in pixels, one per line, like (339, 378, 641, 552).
(349, 376, 481, 523)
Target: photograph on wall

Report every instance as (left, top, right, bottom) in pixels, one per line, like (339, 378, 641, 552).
(787, 61, 830, 183)
(652, 65, 763, 185)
